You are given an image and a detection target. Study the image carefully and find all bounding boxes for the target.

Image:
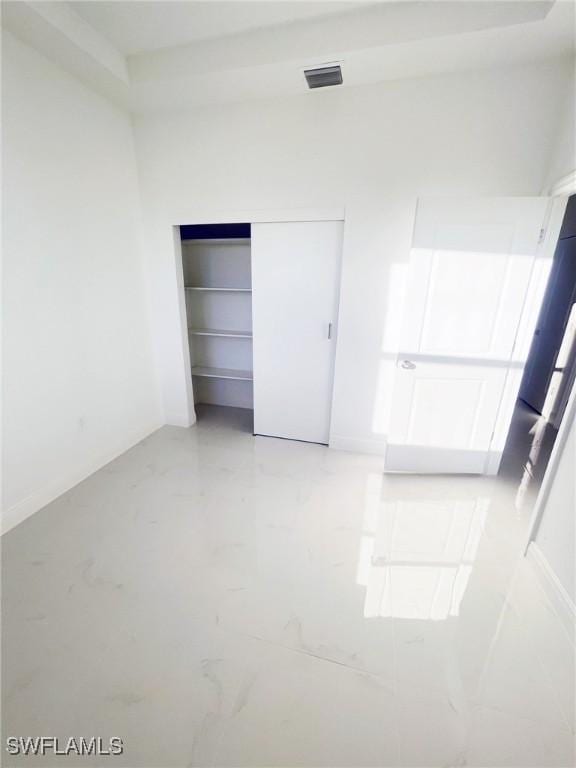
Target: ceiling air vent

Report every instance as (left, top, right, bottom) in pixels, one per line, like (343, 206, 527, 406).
(304, 64, 343, 89)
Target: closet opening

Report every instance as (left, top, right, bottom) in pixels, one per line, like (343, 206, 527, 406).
(180, 223, 253, 431)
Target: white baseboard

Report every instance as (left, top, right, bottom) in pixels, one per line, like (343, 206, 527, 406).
(329, 434, 387, 456)
(165, 410, 196, 427)
(2, 420, 163, 535)
(527, 542, 576, 643)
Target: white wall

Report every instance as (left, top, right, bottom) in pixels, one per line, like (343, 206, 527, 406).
(133, 57, 574, 449)
(542, 93, 576, 193)
(534, 408, 576, 603)
(2, 32, 162, 532)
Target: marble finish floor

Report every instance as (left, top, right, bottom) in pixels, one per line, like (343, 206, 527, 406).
(2, 404, 574, 767)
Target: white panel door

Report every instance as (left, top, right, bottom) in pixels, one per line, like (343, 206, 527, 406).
(251, 221, 343, 443)
(386, 197, 551, 474)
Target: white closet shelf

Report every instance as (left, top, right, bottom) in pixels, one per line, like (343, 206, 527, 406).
(182, 238, 250, 246)
(185, 286, 252, 292)
(191, 366, 253, 381)
(189, 328, 252, 339)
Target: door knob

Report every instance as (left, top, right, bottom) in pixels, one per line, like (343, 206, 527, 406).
(400, 360, 416, 370)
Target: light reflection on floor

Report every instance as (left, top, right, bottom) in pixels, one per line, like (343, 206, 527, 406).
(2, 402, 572, 767)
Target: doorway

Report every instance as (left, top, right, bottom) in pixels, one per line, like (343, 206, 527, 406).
(503, 194, 576, 509)
(520, 195, 576, 429)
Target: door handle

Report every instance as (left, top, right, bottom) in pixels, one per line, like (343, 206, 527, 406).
(400, 360, 416, 370)
(328, 322, 333, 339)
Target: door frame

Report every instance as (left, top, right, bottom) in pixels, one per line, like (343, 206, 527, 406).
(523, 170, 576, 552)
(523, 373, 576, 553)
(171, 208, 346, 429)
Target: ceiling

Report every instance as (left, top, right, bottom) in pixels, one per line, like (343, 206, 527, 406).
(70, 1, 368, 55)
(3, 0, 574, 112)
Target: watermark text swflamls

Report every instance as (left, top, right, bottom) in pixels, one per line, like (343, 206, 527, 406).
(6, 737, 124, 757)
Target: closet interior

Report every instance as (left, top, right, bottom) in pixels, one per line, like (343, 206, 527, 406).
(181, 223, 253, 418)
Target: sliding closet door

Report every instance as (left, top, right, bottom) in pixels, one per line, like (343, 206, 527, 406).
(252, 220, 343, 443)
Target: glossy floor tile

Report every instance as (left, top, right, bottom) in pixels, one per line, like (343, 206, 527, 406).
(2, 404, 574, 767)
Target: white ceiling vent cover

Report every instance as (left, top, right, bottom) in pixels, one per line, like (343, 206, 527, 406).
(304, 65, 343, 89)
